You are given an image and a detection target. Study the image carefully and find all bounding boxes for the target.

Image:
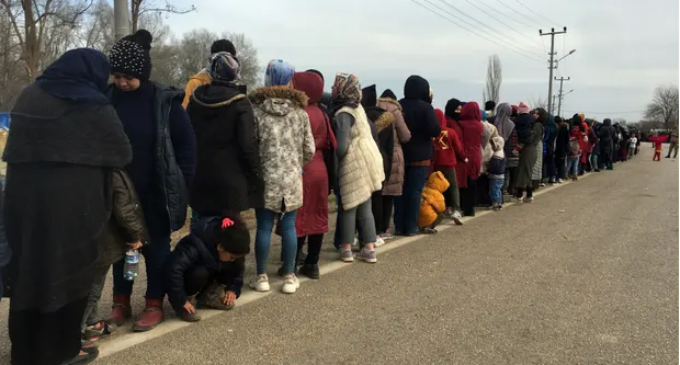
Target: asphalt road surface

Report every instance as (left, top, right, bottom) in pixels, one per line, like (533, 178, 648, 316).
(0, 145, 677, 365)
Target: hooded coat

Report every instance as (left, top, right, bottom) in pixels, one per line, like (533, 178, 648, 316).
(292, 72, 335, 236)
(515, 120, 544, 189)
(597, 118, 615, 155)
(555, 120, 571, 159)
(188, 81, 262, 215)
(451, 103, 485, 187)
(433, 108, 465, 169)
(249, 86, 316, 212)
(399, 76, 441, 163)
(378, 91, 411, 196)
(418, 171, 450, 228)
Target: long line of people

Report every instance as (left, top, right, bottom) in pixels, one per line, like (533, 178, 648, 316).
(0, 30, 654, 365)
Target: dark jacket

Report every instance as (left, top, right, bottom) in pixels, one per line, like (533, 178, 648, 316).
(110, 82, 196, 232)
(365, 106, 395, 181)
(399, 76, 441, 163)
(514, 113, 534, 144)
(98, 169, 148, 268)
(164, 217, 245, 311)
(555, 124, 570, 159)
(598, 119, 615, 154)
(187, 81, 262, 215)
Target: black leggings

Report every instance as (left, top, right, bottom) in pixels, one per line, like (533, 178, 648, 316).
(459, 177, 478, 217)
(297, 234, 324, 265)
(515, 187, 534, 198)
(372, 192, 394, 234)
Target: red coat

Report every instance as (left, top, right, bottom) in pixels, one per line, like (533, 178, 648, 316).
(649, 135, 669, 151)
(433, 109, 465, 170)
(447, 102, 484, 187)
(292, 72, 336, 236)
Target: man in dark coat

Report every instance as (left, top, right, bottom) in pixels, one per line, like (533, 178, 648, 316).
(598, 118, 615, 170)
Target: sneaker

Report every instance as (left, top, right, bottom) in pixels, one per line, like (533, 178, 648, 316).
(523, 197, 534, 204)
(281, 275, 300, 294)
(357, 249, 377, 263)
(299, 264, 320, 279)
(492, 204, 501, 211)
(515, 197, 524, 204)
(556, 178, 563, 184)
(339, 249, 354, 263)
(249, 275, 270, 292)
(572, 175, 579, 181)
(451, 211, 464, 226)
(539, 182, 546, 187)
(375, 236, 386, 247)
(381, 232, 395, 240)
(442, 210, 454, 218)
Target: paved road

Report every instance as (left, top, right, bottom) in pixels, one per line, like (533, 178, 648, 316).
(0, 146, 678, 365)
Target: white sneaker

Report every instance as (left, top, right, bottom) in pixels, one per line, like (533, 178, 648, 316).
(375, 236, 386, 247)
(515, 197, 524, 204)
(281, 275, 300, 294)
(249, 274, 270, 292)
(452, 211, 464, 225)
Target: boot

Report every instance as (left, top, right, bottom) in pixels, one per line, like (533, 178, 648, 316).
(176, 295, 201, 322)
(133, 298, 165, 332)
(109, 295, 131, 326)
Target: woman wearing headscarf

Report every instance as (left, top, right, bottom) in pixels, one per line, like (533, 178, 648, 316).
(531, 110, 544, 188)
(395, 76, 440, 235)
(479, 110, 499, 206)
(188, 52, 262, 220)
(291, 71, 335, 279)
(543, 113, 558, 184)
(514, 107, 545, 203)
(3, 49, 132, 365)
(447, 101, 485, 217)
(492, 103, 516, 193)
(248, 60, 315, 294)
(331, 73, 384, 263)
(554, 116, 570, 182)
(107, 30, 197, 332)
(597, 118, 615, 170)
(378, 89, 411, 237)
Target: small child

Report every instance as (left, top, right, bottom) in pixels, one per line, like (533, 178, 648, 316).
(628, 134, 638, 160)
(418, 171, 450, 234)
(165, 215, 250, 322)
(488, 136, 506, 211)
(648, 132, 670, 161)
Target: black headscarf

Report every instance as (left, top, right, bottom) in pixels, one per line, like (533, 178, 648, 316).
(34, 48, 111, 105)
(445, 98, 462, 120)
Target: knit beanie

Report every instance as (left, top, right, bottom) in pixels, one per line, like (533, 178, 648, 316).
(485, 100, 496, 111)
(380, 89, 398, 100)
(210, 39, 236, 56)
(109, 29, 153, 81)
(518, 101, 531, 114)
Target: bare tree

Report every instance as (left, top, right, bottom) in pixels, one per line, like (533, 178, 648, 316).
(645, 85, 679, 131)
(612, 118, 627, 126)
(482, 54, 502, 104)
(130, 0, 195, 34)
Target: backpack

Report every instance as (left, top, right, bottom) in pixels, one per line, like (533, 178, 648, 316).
(568, 136, 581, 157)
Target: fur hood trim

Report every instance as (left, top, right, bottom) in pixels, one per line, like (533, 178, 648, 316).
(191, 92, 246, 108)
(375, 111, 395, 133)
(248, 86, 307, 109)
(377, 97, 402, 111)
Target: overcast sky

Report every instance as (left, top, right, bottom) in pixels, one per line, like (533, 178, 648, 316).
(164, 0, 678, 121)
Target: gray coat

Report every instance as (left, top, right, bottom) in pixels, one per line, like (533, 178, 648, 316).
(515, 122, 544, 189)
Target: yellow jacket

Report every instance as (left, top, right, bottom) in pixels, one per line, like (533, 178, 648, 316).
(182, 69, 211, 109)
(418, 171, 450, 228)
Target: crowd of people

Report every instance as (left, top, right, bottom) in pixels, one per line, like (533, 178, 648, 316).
(0, 30, 673, 365)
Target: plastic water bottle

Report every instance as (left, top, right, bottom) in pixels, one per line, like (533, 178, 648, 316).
(123, 249, 140, 281)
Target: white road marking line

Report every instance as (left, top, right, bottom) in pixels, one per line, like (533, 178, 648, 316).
(97, 174, 591, 359)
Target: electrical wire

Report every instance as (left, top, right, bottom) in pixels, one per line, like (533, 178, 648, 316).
(433, 0, 545, 59)
(474, 0, 535, 29)
(512, 0, 562, 27)
(464, 0, 544, 52)
(410, 0, 545, 64)
(495, 0, 542, 26)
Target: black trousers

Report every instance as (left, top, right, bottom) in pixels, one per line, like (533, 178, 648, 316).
(372, 192, 394, 234)
(459, 177, 478, 217)
(297, 234, 324, 265)
(184, 265, 212, 297)
(10, 297, 88, 365)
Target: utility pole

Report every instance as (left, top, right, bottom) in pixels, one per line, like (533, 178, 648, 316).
(114, 0, 129, 41)
(554, 76, 570, 117)
(540, 27, 567, 114)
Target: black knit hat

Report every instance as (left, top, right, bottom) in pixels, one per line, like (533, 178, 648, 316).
(210, 39, 236, 55)
(109, 29, 153, 81)
(380, 89, 398, 100)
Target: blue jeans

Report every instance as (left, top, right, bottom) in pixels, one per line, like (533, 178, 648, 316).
(394, 165, 429, 235)
(489, 178, 504, 205)
(590, 153, 599, 170)
(113, 230, 171, 298)
(255, 208, 298, 275)
(567, 157, 580, 176)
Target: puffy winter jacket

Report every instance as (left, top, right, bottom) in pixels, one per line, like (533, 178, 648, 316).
(418, 171, 450, 228)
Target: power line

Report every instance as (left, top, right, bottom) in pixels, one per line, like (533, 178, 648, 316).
(464, 0, 544, 52)
(512, 0, 562, 26)
(410, 0, 544, 63)
(475, 0, 535, 29)
(433, 0, 545, 59)
(495, 0, 540, 27)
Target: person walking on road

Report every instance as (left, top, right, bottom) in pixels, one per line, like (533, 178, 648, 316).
(291, 71, 335, 279)
(108, 30, 197, 332)
(3, 49, 133, 365)
(394, 75, 440, 235)
(248, 59, 315, 294)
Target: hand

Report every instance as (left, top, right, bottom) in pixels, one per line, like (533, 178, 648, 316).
(183, 300, 196, 314)
(223, 291, 237, 306)
(129, 241, 143, 250)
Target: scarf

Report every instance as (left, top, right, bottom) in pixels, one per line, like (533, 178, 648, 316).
(331, 72, 361, 108)
(35, 48, 110, 105)
(209, 52, 241, 82)
(493, 103, 515, 141)
(264, 59, 295, 86)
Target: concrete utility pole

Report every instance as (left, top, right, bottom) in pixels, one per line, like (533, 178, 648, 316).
(539, 27, 567, 114)
(554, 76, 570, 117)
(114, 0, 129, 41)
